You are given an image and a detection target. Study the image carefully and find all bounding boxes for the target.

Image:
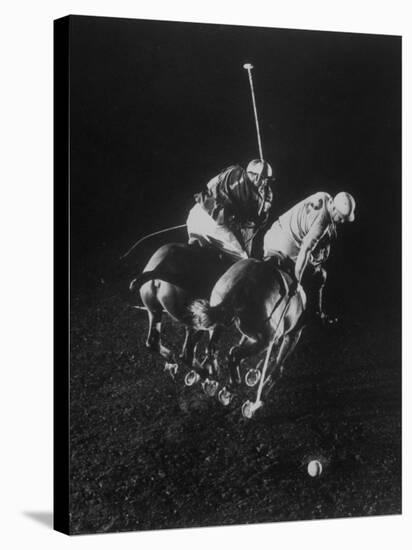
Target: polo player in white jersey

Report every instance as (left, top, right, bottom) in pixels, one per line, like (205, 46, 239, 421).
(264, 191, 356, 321)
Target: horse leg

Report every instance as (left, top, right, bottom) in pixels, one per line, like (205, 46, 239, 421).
(228, 334, 267, 386)
(141, 281, 176, 364)
(265, 327, 303, 395)
(145, 309, 177, 362)
(239, 327, 302, 418)
(145, 308, 161, 352)
(202, 325, 223, 377)
(180, 327, 203, 367)
(207, 325, 223, 357)
(216, 334, 266, 407)
(180, 326, 192, 363)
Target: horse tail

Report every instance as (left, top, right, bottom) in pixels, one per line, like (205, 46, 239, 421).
(129, 268, 190, 293)
(190, 299, 232, 330)
(129, 270, 165, 292)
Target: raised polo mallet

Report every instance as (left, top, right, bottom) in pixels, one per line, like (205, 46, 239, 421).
(243, 63, 263, 160)
(243, 62, 268, 216)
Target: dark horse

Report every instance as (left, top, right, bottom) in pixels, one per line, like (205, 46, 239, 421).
(190, 257, 307, 417)
(129, 243, 233, 372)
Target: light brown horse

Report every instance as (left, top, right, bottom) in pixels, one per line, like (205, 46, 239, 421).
(129, 243, 232, 375)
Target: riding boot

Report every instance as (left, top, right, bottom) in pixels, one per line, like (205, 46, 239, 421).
(313, 267, 338, 325)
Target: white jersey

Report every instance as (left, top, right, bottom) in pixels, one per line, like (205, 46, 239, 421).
(264, 192, 333, 261)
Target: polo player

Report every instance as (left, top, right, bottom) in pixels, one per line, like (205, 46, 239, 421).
(186, 160, 275, 260)
(264, 191, 356, 322)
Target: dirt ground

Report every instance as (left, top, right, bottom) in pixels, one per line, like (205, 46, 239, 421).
(69, 282, 401, 535)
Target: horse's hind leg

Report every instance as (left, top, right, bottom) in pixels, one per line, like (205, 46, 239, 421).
(144, 309, 175, 362)
(141, 282, 176, 364)
(145, 308, 161, 352)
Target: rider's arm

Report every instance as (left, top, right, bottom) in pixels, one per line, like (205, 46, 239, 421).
(218, 167, 247, 224)
(206, 174, 220, 196)
(295, 217, 329, 283)
(295, 242, 313, 283)
(258, 183, 273, 219)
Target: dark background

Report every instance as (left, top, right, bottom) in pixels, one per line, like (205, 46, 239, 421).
(65, 16, 401, 534)
(69, 15, 401, 316)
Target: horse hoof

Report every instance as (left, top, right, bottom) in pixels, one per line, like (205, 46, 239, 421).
(218, 387, 233, 407)
(202, 378, 219, 397)
(164, 362, 178, 378)
(241, 400, 262, 419)
(245, 368, 261, 387)
(184, 370, 200, 387)
(242, 400, 254, 419)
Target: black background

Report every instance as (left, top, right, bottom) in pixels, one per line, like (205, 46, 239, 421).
(69, 16, 401, 316)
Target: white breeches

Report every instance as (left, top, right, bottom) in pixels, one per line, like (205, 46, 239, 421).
(186, 204, 248, 260)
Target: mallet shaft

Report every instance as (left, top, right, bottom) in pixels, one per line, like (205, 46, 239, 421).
(243, 63, 263, 160)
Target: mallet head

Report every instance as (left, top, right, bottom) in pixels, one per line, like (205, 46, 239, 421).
(243, 63, 254, 70)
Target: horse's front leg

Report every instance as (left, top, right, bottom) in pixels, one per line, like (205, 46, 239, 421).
(203, 325, 223, 377)
(206, 325, 222, 357)
(228, 334, 266, 387)
(240, 328, 303, 418)
(264, 327, 303, 395)
(217, 334, 268, 407)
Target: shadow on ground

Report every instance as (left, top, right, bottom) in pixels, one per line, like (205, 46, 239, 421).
(23, 511, 53, 529)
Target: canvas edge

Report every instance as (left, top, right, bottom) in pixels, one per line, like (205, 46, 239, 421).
(53, 14, 71, 536)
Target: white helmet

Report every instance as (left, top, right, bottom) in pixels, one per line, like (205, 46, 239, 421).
(333, 192, 356, 222)
(246, 159, 274, 180)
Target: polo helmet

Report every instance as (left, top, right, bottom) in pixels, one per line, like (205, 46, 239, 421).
(333, 192, 356, 222)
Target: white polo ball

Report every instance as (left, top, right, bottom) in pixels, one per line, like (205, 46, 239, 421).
(307, 460, 323, 477)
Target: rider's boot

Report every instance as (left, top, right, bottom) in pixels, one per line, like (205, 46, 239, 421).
(312, 267, 338, 325)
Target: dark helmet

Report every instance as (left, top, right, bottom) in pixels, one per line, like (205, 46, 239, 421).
(246, 159, 274, 180)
